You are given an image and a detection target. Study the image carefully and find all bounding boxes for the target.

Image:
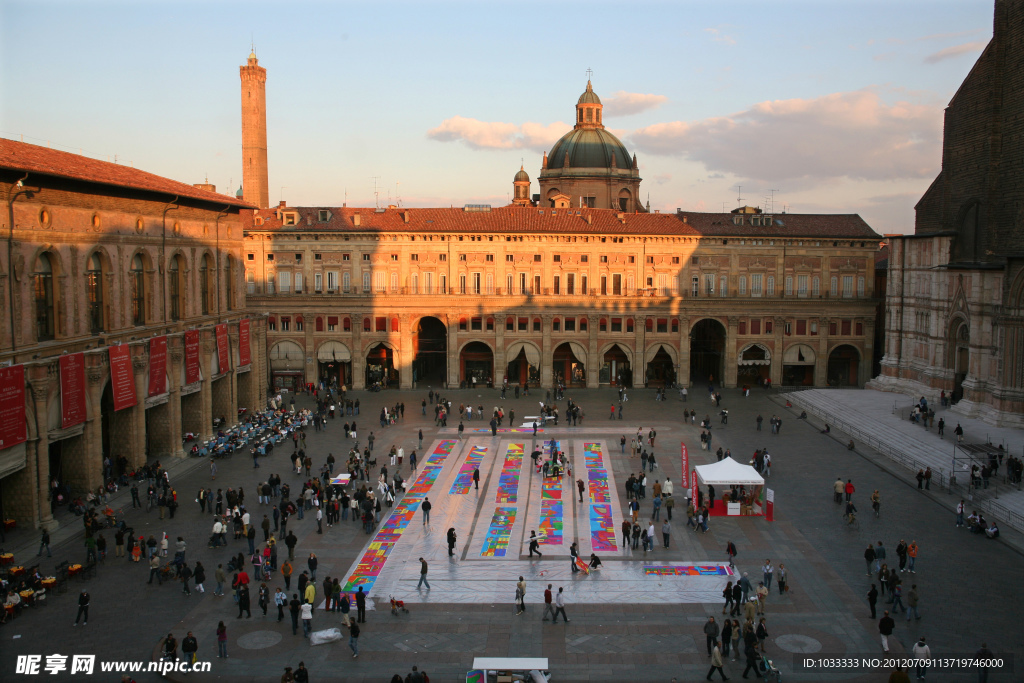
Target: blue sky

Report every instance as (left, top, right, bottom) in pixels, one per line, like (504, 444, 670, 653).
(0, 0, 995, 233)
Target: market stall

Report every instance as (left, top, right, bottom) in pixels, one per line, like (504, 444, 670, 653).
(692, 457, 766, 517)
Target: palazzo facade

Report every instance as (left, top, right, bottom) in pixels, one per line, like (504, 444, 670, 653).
(0, 139, 266, 530)
(245, 203, 880, 394)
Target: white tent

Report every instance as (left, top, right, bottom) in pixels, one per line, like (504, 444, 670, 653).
(693, 457, 765, 486)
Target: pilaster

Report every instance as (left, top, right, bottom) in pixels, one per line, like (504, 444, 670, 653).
(724, 316, 739, 388)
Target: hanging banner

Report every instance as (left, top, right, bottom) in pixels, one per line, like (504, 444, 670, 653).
(59, 352, 87, 430)
(680, 442, 689, 490)
(148, 335, 167, 397)
(765, 488, 775, 522)
(108, 344, 137, 411)
(184, 330, 201, 385)
(238, 319, 251, 367)
(215, 323, 230, 374)
(0, 364, 27, 449)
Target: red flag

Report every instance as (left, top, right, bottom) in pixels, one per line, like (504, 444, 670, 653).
(0, 364, 27, 449)
(59, 353, 87, 429)
(148, 336, 167, 396)
(238, 319, 251, 367)
(184, 330, 201, 385)
(108, 344, 137, 411)
(215, 324, 230, 374)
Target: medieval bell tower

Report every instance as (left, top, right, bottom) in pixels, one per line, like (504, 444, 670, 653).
(240, 51, 270, 209)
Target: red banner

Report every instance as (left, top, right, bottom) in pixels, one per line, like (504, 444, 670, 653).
(0, 364, 27, 450)
(238, 319, 251, 367)
(108, 344, 137, 411)
(148, 336, 167, 396)
(184, 330, 201, 385)
(680, 442, 689, 490)
(59, 353, 87, 430)
(215, 324, 230, 374)
(765, 488, 774, 522)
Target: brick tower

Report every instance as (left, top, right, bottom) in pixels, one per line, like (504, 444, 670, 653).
(240, 51, 269, 209)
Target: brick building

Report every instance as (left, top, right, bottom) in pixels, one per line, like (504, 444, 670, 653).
(869, 0, 1024, 426)
(0, 139, 266, 529)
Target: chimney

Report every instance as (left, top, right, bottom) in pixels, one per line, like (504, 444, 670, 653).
(402, 210, 410, 223)
(278, 200, 287, 208)
(586, 214, 592, 225)
(353, 214, 361, 227)
(683, 215, 688, 223)
(193, 182, 216, 193)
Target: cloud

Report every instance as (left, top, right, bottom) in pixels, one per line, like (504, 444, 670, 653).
(427, 116, 567, 151)
(628, 89, 941, 185)
(704, 27, 736, 46)
(924, 41, 988, 64)
(651, 173, 672, 185)
(602, 91, 668, 117)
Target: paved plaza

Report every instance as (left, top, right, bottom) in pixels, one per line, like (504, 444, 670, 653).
(3, 386, 1022, 682)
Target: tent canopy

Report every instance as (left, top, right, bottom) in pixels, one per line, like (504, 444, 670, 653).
(694, 457, 764, 486)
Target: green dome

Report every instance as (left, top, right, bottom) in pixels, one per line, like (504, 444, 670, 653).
(548, 127, 630, 169)
(514, 166, 530, 182)
(236, 185, 244, 198)
(577, 80, 601, 105)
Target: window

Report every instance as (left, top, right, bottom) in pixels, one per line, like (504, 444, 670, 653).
(440, 274, 447, 293)
(131, 254, 146, 325)
(856, 322, 864, 336)
(797, 275, 808, 298)
(810, 322, 818, 335)
(168, 254, 184, 321)
(703, 273, 715, 296)
(362, 272, 371, 292)
(281, 316, 290, 331)
(472, 272, 482, 294)
(247, 253, 254, 261)
(268, 317, 276, 331)
(506, 274, 513, 294)
(32, 253, 56, 340)
(611, 318, 622, 332)
(342, 253, 350, 261)
(534, 254, 542, 262)
(374, 271, 386, 292)
(294, 273, 303, 294)
(362, 254, 370, 261)
(552, 318, 561, 332)
(581, 255, 588, 263)
(843, 275, 853, 298)
(580, 318, 588, 331)
(485, 272, 494, 294)
(719, 275, 727, 297)
(314, 272, 323, 292)
(343, 317, 351, 331)
(626, 318, 634, 333)
(784, 321, 791, 336)
(691, 275, 699, 297)
(796, 320, 807, 335)
(196, 254, 213, 314)
(485, 254, 494, 262)
(225, 255, 234, 311)
(86, 252, 104, 333)
(392, 317, 401, 333)
(506, 316, 514, 331)
(316, 317, 324, 332)
(439, 254, 447, 262)
(613, 273, 622, 296)
(765, 320, 773, 334)
(283, 213, 296, 226)
(390, 254, 398, 262)
(553, 275, 560, 295)
(519, 272, 527, 295)
(841, 320, 852, 335)
(471, 317, 482, 331)
(739, 321, 747, 335)
(766, 276, 775, 296)
(319, 210, 330, 222)
(411, 273, 419, 294)
(363, 318, 371, 332)
(314, 253, 322, 261)
(459, 254, 467, 262)
(278, 270, 291, 294)
(646, 255, 654, 264)
(336, 271, 346, 293)
(327, 271, 338, 292)
(600, 255, 608, 263)
(751, 273, 763, 297)
(247, 269, 256, 294)
(376, 317, 386, 332)
(657, 318, 667, 333)
(295, 253, 303, 263)
(566, 273, 575, 295)
(829, 321, 837, 335)
(600, 318, 607, 332)
(267, 253, 275, 261)
(830, 276, 838, 296)
(534, 275, 541, 294)
(266, 272, 275, 295)
(601, 275, 608, 295)
(518, 317, 527, 331)
(751, 319, 761, 335)
(390, 272, 399, 293)
(739, 275, 747, 296)
(533, 317, 540, 332)
(486, 317, 494, 331)
(785, 276, 793, 297)
(857, 276, 865, 297)
(629, 256, 635, 264)
(565, 317, 576, 332)
(553, 255, 561, 263)
(459, 317, 467, 331)
(672, 256, 680, 264)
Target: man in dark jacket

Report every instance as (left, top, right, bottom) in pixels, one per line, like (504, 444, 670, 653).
(703, 616, 720, 656)
(879, 611, 896, 653)
(289, 593, 301, 635)
(181, 632, 198, 667)
(867, 584, 879, 619)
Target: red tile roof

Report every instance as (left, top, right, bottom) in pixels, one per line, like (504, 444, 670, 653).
(247, 205, 879, 239)
(0, 138, 253, 209)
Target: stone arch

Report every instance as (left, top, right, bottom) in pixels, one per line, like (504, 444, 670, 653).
(689, 317, 727, 385)
(617, 187, 633, 212)
(457, 339, 494, 355)
(827, 344, 861, 387)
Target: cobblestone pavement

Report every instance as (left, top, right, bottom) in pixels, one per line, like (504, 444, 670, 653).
(3, 386, 1021, 682)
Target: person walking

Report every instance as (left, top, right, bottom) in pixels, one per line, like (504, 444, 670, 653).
(216, 621, 228, 658)
(704, 616, 720, 656)
(447, 527, 458, 557)
(662, 519, 671, 548)
(542, 584, 556, 621)
(906, 584, 921, 621)
(73, 590, 90, 626)
(288, 594, 301, 636)
(879, 611, 895, 653)
(552, 586, 569, 623)
(742, 640, 762, 679)
(864, 544, 876, 576)
(148, 554, 162, 585)
(726, 541, 737, 569)
(528, 530, 542, 558)
(956, 499, 965, 527)
(355, 586, 367, 623)
(867, 584, 879, 619)
(417, 557, 430, 590)
(762, 559, 773, 590)
(181, 631, 198, 668)
(776, 564, 787, 595)
(299, 600, 313, 638)
(845, 479, 855, 501)
(907, 541, 919, 573)
(912, 636, 931, 679)
(37, 528, 51, 557)
(275, 587, 287, 621)
(348, 621, 360, 658)
(706, 641, 729, 681)
(421, 497, 431, 526)
(722, 581, 734, 615)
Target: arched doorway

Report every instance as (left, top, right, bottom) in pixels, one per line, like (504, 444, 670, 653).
(100, 381, 134, 476)
(645, 345, 676, 387)
(414, 316, 447, 386)
(782, 344, 816, 386)
(600, 344, 631, 387)
(366, 343, 397, 389)
(737, 343, 771, 385)
(690, 318, 726, 385)
(317, 340, 352, 390)
(460, 341, 494, 388)
(269, 340, 304, 393)
(506, 341, 540, 387)
(554, 342, 587, 387)
(951, 319, 970, 403)
(827, 345, 860, 387)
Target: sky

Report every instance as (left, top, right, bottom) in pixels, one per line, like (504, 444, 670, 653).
(0, 0, 996, 234)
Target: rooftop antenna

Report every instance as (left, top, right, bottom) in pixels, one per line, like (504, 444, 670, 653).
(768, 189, 779, 214)
(344, 188, 348, 207)
(370, 176, 381, 208)
(251, 35, 255, 55)
(736, 185, 744, 208)
(586, 67, 593, 81)
(280, 186, 287, 203)
(722, 202, 728, 212)
(396, 181, 402, 208)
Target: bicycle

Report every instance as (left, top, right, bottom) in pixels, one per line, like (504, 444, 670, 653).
(844, 512, 860, 529)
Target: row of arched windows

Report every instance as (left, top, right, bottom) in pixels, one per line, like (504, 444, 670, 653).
(30, 249, 235, 342)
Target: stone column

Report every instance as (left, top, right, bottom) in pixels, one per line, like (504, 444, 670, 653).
(79, 362, 105, 494)
(587, 317, 599, 389)
(861, 319, 875, 387)
(131, 351, 148, 472)
(200, 331, 215, 441)
(771, 316, 785, 386)
(31, 379, 51, 530)
(816, 318, 830, 387)
(446, 314, 459, 389)
(494, 316, 505, 386)
(168, 336, 185, 459)
(678, 317, 690, 388)
(351, 315, 364, 390)
(724, 316, 739, 388)
(634, 315, 647, 388)
(399, 314, 413, 389)
(541, 314, 553, 388)
(226, 326, 240, 425)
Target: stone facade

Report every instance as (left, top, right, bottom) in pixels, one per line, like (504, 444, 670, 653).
(870, 0, 1024, 426)
(0, 139, 267, 530)
(245, 204, 880, 394)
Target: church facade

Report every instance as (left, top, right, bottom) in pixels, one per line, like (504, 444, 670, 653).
(869, 0, 1024, 426)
